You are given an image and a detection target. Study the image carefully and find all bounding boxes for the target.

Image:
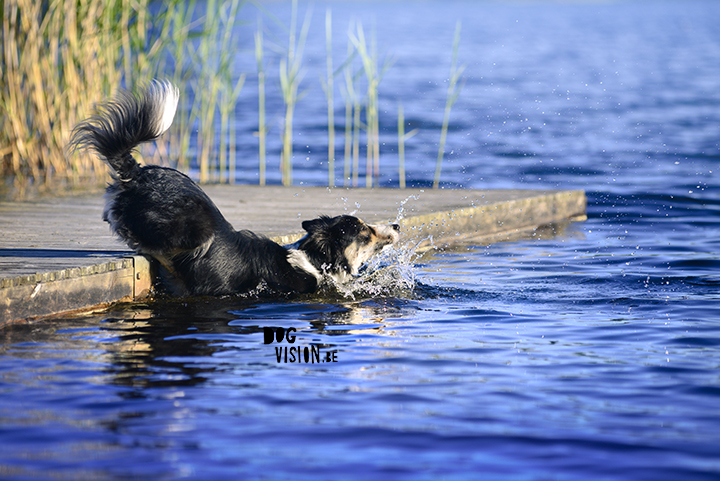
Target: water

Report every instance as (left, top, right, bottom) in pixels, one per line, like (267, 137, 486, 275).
(2, 0, 720, 479)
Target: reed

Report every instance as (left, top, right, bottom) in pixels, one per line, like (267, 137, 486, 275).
(349, 22, 377, 188)
(1, 0, 128, 197)
(219, 72, 246, 183)
(342, 66, 354, 186)
(433, 21, 465, 189)
(191, 0, 246, 183)
(3, 0, 462, 196)
(0, 0, 251, 197)
(254, 17, 267, 186)
(279, 0, 311, 186)
(322, 9, 336, 187)
(352, 95, 362, 187)
(349, 21, 393, 188)
(397, 103, 418, 189)
(341, 31, 362, 187)
(215, 0, 246, 183)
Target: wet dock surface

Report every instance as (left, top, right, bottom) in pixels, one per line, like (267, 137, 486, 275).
(1, 186, 586, 324)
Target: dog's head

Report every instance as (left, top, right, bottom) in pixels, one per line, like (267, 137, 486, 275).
(297, 215, 400, 283)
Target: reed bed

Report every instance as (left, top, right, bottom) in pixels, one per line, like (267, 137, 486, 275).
(1, 0, 125, 197)
(1, 0, 464, 197)
(349, 22, 381, 188)
(0, 0, 247, 197)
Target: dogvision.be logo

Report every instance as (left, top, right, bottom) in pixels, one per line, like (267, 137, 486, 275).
(264, 327, 339, 364)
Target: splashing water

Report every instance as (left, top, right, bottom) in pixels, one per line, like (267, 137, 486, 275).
(394, 193, 422, 224)
(325, 242, 419, 300)
(327, 195, 440, 300)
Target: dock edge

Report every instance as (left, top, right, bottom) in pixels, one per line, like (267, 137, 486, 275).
(1, 189, 586, 326)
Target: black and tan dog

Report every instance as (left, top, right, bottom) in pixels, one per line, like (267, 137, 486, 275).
(69, 80, 399, 296)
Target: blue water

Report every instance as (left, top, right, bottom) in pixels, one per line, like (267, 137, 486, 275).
(2, 0, 720, 479)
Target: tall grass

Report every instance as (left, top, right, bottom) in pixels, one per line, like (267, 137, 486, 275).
(349, 21, 394, 188)
(1, 0, 126, 197)
(341, 32, 363, 187)
(322, 9, 336, 188)
(397, 102, 418, 189)
(2, 0, 464, 196)
(341, 48, 355, 187)
(433, 21, 465, 189)
(278, 0, 311, 186)
(349, 22, 378, 188)
(0, 0, 247, 197)
(188, 0, 246, 183)
(254, 17, 267, 186)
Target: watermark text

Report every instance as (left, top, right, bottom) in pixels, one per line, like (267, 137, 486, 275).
(263, 327, 339, 364)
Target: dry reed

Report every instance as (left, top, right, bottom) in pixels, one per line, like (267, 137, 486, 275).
(2, 0, 462, 196)
(1, 0, 128, 197)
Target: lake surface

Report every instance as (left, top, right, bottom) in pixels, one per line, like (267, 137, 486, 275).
(2, 0, 720, 479)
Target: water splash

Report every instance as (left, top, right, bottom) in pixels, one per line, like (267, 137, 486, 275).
(328, 194, 440, 300)
(326, 231, 440, 301)
(394, 192, 422, 224)
(323, 245, 412, 300)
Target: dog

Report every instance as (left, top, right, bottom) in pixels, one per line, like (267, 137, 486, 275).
(69, 80, 399, 297)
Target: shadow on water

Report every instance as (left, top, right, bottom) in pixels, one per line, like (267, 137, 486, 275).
(0, 245, 492, 391)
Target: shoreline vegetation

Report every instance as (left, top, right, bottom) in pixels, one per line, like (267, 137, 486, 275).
(0, 0, 463, 200)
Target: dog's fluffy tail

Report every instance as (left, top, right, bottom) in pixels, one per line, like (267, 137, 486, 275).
(69, 80, 179, 180)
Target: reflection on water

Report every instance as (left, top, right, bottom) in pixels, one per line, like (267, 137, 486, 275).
(2, 205, 719, 480)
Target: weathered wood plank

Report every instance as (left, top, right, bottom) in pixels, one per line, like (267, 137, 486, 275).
(0, 187, 586, 325)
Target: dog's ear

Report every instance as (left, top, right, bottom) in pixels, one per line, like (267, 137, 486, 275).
(301, 216, 335, 255)
(302, 216, 333, 234)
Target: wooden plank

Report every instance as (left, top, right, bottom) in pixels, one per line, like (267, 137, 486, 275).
(0, 188, 587, 325)
(1, 259, 134, 325)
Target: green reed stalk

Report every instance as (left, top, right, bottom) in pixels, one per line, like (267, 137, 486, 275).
(397, 103, 418, 189)
(163, 1, 190, 170)
(349, 22, 376, 188)
(341, 34, 359, 187)
(192, 0, 246, 183)
(196, 0, 218, 182)
(324, 11, 358, 187)
(199, 79, 220, 183)
(350, 21, 391, 188)
(343, 86, 353, 186)
(121, 0, 133, 87)
(279, 0, 311, 186)
(324, 9, 335, 187)
(398, 103, 406, 189)
(433, 21, 465, 189)
(216, 0, 245, 183)
(352, 98, 362, 187)
(1, 0, 134, 196)
(219, 73, 246, 183)
(255, 19, 267, 186)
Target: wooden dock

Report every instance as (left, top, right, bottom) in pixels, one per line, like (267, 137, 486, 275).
(0, 186, 586, 325)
